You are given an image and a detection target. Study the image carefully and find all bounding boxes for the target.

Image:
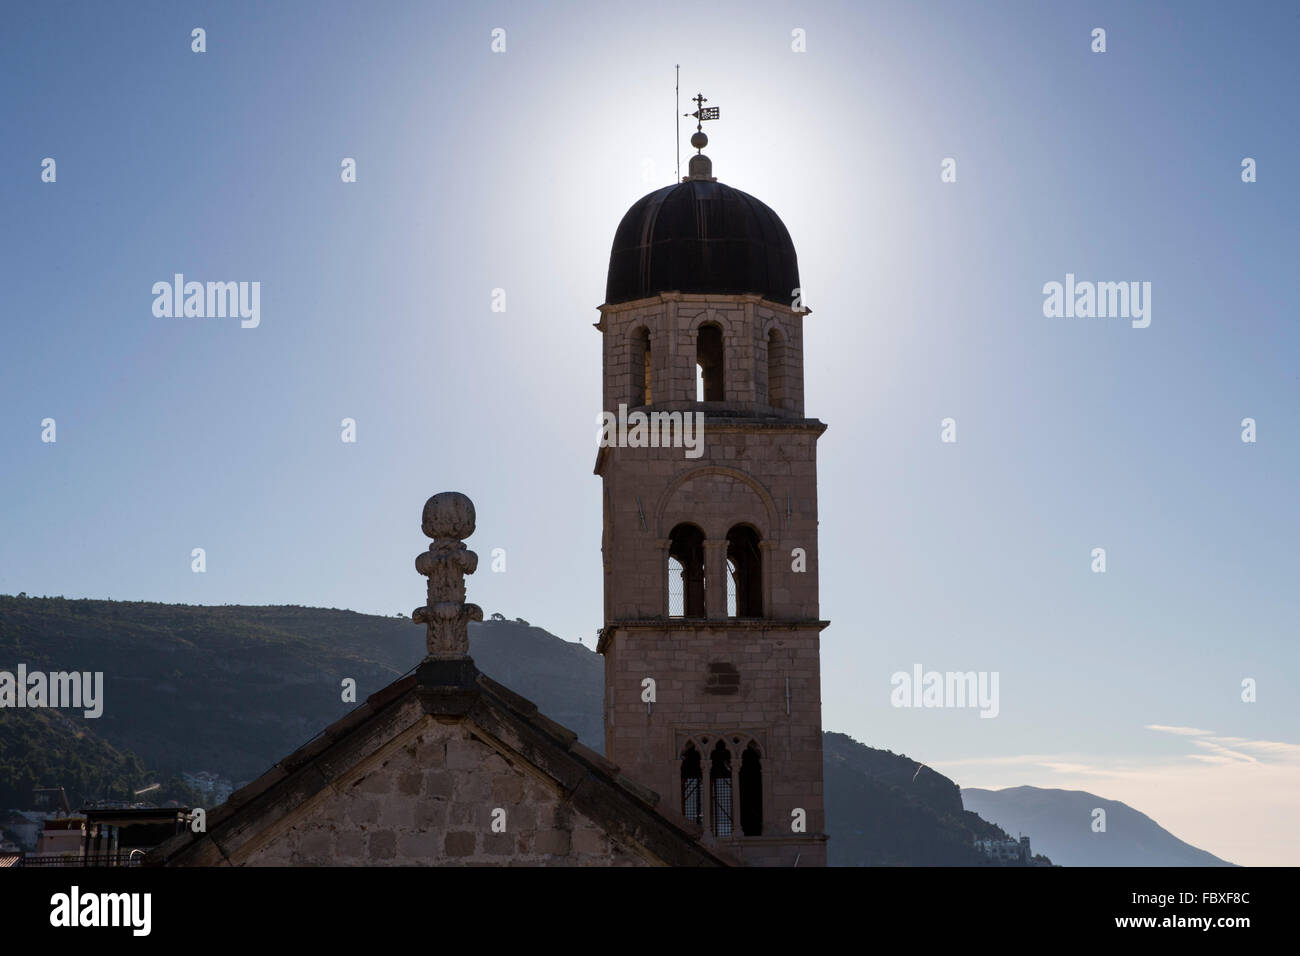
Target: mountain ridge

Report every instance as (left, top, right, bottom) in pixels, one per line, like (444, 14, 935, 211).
(962, 785, 1235, 867)
(1, 595, 1217, 866)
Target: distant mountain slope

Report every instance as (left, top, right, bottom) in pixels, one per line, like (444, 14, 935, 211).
(1, 596, 1044, 864)
(824, 732, 1018, 865)
(0, 597, 596, 783)
(962, 786, 1235, 866)
(0, 706, 200, 810)
(0, 597, 418, 782)
(465, 618, 604, 750)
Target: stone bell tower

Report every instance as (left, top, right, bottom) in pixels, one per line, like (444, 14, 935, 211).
(594, 102, 828, 866)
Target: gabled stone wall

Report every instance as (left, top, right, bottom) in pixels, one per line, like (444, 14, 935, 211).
(244, 717, 649, 866)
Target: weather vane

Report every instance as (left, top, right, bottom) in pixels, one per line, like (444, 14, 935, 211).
(686, 92, 719, 151)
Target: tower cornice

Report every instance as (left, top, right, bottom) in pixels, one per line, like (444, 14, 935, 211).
(597, 291, 811, 318)
(594, 419, 828, 476)
(597, 619, 831, 655)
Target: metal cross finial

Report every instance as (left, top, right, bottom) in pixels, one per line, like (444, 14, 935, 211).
(686, 92, 719, 132)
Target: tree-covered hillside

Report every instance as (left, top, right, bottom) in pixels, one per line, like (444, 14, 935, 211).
(0, 595, 1035, 864)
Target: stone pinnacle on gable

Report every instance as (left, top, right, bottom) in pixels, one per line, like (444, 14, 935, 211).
(412, 491, 483, 660)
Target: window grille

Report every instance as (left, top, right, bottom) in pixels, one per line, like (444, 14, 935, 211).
(681, 744, 703, 826)
(710, 741, 733, 837)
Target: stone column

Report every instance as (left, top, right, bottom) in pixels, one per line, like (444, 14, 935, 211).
(730, 743, 740, 837)
(760, 539, 778, 619)
(704, 539, 727, 619)
(655, 538, 670, 617)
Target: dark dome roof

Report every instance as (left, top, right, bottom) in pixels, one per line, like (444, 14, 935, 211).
(605, 178, 800, 306)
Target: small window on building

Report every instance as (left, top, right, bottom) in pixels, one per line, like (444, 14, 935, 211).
(767, 328, 786, 409)
(739, 742, 763, 836)
(696, 324, 724, 402)
(710, 741, 733, 837)
(631, 327, 651, 406)
(681, 743, 703, 826)
(668, 523, 706, 617)
(726, 525, 763, 618)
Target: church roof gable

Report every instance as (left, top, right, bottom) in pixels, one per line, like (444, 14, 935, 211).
(148, 664, 734, 867)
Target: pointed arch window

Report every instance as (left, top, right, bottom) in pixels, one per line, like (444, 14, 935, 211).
(709, 741, 733, 837)
(739, 742, 763, 836)
(681, 742, 703, 826)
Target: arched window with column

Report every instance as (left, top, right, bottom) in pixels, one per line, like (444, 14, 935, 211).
(726, 524, 763, 618)
(630, 326, 651, 406)
(668, 523, 706, 618)
(696, 323, 724, 402)
(739, 742, 763, 836)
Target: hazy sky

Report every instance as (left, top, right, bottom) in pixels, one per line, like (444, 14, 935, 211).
(3, 1, 1297, 865)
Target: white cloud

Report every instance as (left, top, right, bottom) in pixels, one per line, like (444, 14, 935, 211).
(1143, 724, 1214, 736)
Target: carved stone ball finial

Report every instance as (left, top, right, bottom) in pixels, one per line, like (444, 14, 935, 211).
(421, 491, 476, 540)
(412, 492, 483, 660)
